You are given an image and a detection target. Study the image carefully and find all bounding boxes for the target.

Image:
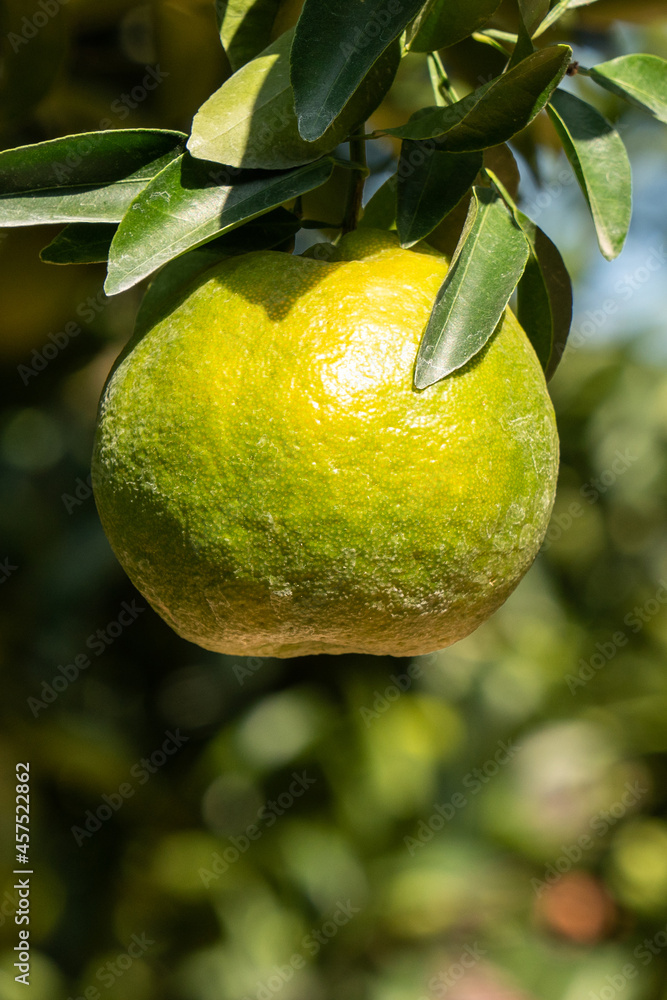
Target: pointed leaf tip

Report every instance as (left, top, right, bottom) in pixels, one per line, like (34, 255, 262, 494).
(548, 88, 632, 261)
(105, 155, 335, 295)
(397, 147, 482, 248)
(0, 130, 186, 227)
(414, 188, 530, 390)
(290, 0, 424, 142)
(589, 54, 667, 125)
(382, 44, 572, 147)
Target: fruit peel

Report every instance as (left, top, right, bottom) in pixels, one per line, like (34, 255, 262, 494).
(92, 231, 559, 657)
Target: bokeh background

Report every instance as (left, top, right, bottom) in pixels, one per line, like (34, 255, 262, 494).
(1, 1, 667, 998)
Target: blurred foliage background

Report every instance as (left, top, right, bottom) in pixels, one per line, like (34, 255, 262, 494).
(1, 1, 667, 998)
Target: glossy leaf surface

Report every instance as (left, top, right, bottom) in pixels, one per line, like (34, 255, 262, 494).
(105, 154, 334, 294)
(414, 187, 529, 389)
(409, 0, 502, 52)
(382, 46, 571, 145)
(589, 54, 667, 124)
(189, 31, 399, 170)
(215, 0, 282, 70)
(397, 146, 482, 247)
(291, 0, 425, 141)
(547, 88, 631, 260)
(0, 130, 186, 226)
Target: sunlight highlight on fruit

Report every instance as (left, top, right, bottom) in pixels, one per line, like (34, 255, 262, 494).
(92, 230, 559, 657)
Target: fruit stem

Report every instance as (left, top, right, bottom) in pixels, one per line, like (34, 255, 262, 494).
(342, 131, 368, 233)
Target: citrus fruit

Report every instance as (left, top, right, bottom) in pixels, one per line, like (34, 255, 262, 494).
(92, 229, 559, 658)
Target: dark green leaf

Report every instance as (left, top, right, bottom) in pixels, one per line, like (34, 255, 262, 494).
(105, 154, 335, 295)
(547, 89, 631, 260)
(424, 194, 472, 258)
(210, 207, 301, 252)
(483, 144, 520, 200)
(484, 165, 572, 377)
(381, 92, 485, 142)
(381, 45, 572, 145)
(0, 130, 186, 226)
(507, 13, 534, 70)
(40, 223, 117, 265)
(189, 30, 399, 170)
(414, 187, 530, 389)
(300, 165, 356, 228)
(359, 176, 398, 230)
(515, 213, 573, 379)
(589, 54, 667, 124)
(397, 145, 482, 247)
(215, 0, 282, 70)
(517, 0, 550, 35)
(409, 0, 502, 52)
(291, 0, 425, 142)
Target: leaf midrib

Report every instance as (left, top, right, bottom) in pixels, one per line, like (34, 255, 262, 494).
(420, 199, 493, 374)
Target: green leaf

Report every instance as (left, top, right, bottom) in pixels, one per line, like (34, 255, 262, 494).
(105, 154, 335, 295)
(507, 12, 535, 70)
(424, 194, 472, 258)
(215, 0, 282, 70)
(299, 165, 356, 228)
(409, 0, 502, 52)
(547, 89, 632, 261)
(414, 187, 530, 389)
(471, 30, 515, 58)
(484, 166, 572, 378)
(397, 145, 482, 247)
(0, 130, 186, 226)
(211, 207, 301, 252)
(189, 30, 399, 170)
(359, 176, 398, 230)
(588, 54, 667, 125)
(517, 0, 550, 35)
(515, 214, 573, 379)
(427, 54, 449, 107)
(381, 45, 572, 145)
(483, 144, 520, 200)
(534, 0, 602, 38)
(291, 0, 425, 142)
(40, 224, 118, 265)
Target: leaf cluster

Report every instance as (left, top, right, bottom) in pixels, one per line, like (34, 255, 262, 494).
(1, 0, 666, 385)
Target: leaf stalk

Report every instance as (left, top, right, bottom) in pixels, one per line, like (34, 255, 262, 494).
(342, 131, 368, 233)
(428, 52, 460, 106)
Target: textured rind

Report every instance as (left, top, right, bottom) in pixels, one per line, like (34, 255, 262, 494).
(92, 231, 559, 657)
